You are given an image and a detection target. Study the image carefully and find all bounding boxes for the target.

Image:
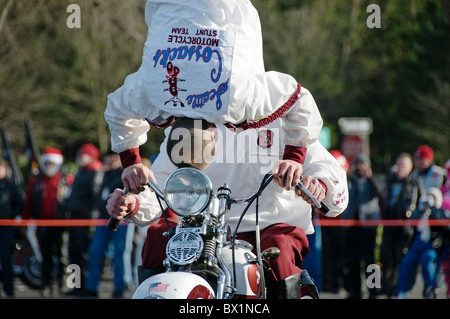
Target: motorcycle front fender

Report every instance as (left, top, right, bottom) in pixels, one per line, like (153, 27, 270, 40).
(132, 272, 215, 299)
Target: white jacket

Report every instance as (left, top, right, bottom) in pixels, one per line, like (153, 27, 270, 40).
(104, 0, 323, 163)
(127, 118, 349, 234)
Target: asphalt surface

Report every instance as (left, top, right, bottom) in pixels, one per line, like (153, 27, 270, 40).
(4, 270, 447, 300)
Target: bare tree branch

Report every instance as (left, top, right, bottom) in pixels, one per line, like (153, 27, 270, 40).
(0, 0, 15, 33)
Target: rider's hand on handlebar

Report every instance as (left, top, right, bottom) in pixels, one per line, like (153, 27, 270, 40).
(272, 159, 303, 191)
(296, 176, 326, 205)
(121, 163, 156, 194)
(106, 189, 137, 220)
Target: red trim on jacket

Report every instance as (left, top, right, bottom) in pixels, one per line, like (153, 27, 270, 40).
(282, 145, 307, 164)
(147, 117, 175, 129)
(127, 197, 140, 217)
(318, 180, 328, 194)
(225, 83, 302, 131)
(119, 147, 142, 168)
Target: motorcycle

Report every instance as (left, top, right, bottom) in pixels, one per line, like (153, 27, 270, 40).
(108, 167, 330, 299)
(13, 224, 60, 289)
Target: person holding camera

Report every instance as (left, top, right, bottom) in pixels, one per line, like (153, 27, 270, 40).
(340, 153, 384, 299)
(394, 145, 447, 298)
(395, 187, 449, 299)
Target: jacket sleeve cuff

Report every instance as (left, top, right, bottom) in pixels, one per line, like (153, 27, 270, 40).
(148, 116, 175, 129)
(119, 147, 142, 168)
(126, 197, 140, 217)
(282, 145, 307, 164)
(318, 180, 328, 194)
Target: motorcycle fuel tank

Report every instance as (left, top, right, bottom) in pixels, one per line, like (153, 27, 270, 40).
(132, 272, 215, 299)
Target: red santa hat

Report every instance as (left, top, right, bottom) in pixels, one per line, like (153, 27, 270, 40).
(329, 149, 349, 172)
(78, 143, 101, 160)
(414, 145, 434, 162)
(42, 146, 63, 166)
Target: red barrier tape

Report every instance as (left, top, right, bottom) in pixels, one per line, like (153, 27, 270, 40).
(0, 219, 112, 227)
(314, 219, 450, 227)
(0, 219, 448, 227)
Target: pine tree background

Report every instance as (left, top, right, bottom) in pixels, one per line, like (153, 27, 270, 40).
(1, 0, 449, 178)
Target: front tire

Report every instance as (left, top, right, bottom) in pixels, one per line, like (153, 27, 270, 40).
(22, 255, 59, 289)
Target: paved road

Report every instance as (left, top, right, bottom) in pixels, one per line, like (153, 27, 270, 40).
(5, 271, 447, 300)
(320, 273, 448, 299)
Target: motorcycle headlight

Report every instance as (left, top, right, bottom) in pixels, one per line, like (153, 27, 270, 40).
(164, 168, 213, 217)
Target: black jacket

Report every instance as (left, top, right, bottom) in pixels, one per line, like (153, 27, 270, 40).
(94, 167, 123, 219)
(0, 179, 25, 219)
(66, 168, 103, 219)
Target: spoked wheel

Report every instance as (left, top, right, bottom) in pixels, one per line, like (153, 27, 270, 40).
(21, 255, 59, 289)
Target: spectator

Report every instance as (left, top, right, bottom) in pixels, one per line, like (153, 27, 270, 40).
(123, 153, 159, 292)
(388, 144, 446, 249)
(84, 150, 126, 298)
(393, 145, 446, 299)
(65, 143, 103, 296)
(21, 146, 74, 297)
(440, 159, 450, 299)
(408, 145, 446, 208)
(379, 152, 414, 297)
(0, 159, 25, 298)
(320, 149, 349, 293)
(302, 211, 323, 293)
(395, 187, 449, 299)
(341, 153, 383, 299)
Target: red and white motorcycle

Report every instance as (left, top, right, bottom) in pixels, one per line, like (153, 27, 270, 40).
(109, 167, 329, 299)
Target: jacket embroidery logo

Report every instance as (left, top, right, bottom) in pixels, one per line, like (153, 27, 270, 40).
(257, 130, 273, 149)
(150, 26, 234, 114)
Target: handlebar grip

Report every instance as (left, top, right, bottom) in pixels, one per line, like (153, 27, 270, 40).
(295, 182, 331, 215)
(107, 187, 130, 231)
(318, 201, 330, 215)
(107, 217, 121, 231)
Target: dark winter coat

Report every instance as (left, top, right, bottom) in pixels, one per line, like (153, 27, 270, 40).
(0, 179, 25, 219)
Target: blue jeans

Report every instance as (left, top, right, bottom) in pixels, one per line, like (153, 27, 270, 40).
(303, 223, 322, 292)
(396, 234, 438, 293)
(85, 224, 128, 292)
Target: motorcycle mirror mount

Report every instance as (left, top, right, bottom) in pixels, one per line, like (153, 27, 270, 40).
(262, 247, 281, 260)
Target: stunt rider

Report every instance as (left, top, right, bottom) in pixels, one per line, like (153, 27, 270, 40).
(104, 0, 324, 193)
(106, 117, 349, 298)
(104, 0, 347, 298)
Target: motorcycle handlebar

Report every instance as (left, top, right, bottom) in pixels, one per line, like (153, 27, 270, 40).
(259, 173, 330, 215)
(106, 187, 130, 232)
(107, 180, 164, 231)
(107, 172, 331, 231)
(295, 180, 330, 215)
(106, 215, 121, 232)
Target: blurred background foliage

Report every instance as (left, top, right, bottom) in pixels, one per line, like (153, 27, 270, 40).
(0, 0, 449, 177)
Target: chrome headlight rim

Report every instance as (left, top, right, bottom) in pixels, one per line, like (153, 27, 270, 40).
(163, 167, 213, 217)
